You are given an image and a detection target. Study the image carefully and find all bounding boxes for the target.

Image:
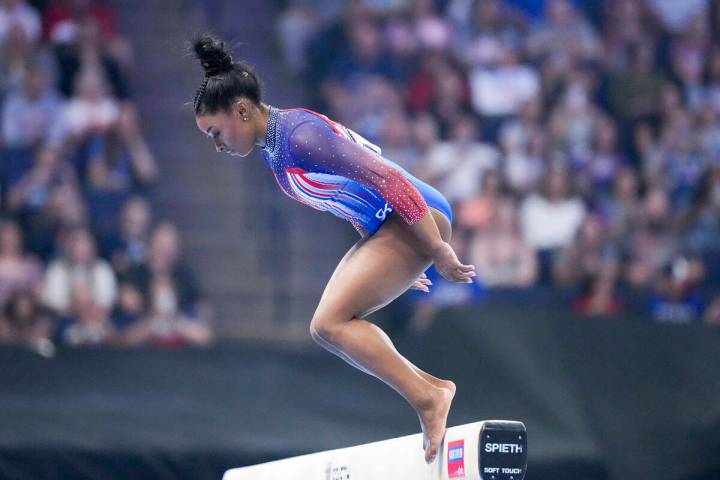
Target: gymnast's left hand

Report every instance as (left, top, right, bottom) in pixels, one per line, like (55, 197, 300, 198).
(410, 272, 433, 293)
(431, 242, 476, 283)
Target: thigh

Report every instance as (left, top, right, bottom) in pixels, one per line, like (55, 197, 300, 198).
(314, 208, 451, 322)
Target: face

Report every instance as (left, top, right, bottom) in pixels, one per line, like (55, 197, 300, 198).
(69, 230, 95, 264)
(196, 99, 258, 157)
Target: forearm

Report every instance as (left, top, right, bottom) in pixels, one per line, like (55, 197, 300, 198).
(406, 210, 445, 257)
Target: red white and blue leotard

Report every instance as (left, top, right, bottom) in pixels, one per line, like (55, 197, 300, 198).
(260, 106, 453, 236)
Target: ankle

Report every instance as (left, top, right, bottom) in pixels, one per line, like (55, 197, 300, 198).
(415, 384, 441, 413)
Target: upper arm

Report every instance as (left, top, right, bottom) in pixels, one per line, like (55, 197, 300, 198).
(288, 120, 429, 224)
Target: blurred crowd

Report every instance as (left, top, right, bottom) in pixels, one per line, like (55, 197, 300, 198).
(0, 0, 212, 352)
(277, 0, 720, 327)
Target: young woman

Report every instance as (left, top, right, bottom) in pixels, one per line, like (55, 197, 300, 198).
(190, 34, 475, 464)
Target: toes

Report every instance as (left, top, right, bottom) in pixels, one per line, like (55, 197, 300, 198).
(425, 447, 437, 463)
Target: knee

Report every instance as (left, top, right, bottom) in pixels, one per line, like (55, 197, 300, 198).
(309, 314, 342, 345)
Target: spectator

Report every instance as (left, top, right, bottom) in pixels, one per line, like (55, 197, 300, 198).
(407, 55, 470, 135)
(572, 262, 623, 317)
(623, 187, 678, 289)
(0, 219, 43, 308)
(598, 166, 641, 240)
(648, 255, 706, 324)
(467, 198, 537, 287)
(49, 65, 119, 148)
(0, 0, 42, 91)
(103, 195, 151, 275)
(43, 226, 117, 315)
(468, 43, 540, 128)
(123, 222, 212, 347)
(554, 213, 616, 287)
(582, 116, 625, 194)
(110, 281, 144, 335)
(450, 0, 527, 67)
(456, 169, 505, 234)
(606, 43, 666, 128)
(378, 108, 418, 171)
(417, 114, 499, 204)
(1, 64, 62, 191)
(498, 98, 546, 195)
(55, 285, 114, 346)
(519, 166, 586, 283)
(547, 72, 602, 166)
(0, 289, 53, 351)
(7, 146, 82, 259)
(0, 0, 41, 48)
(525, 0, 602, 64)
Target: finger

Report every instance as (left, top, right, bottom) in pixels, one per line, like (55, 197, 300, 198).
(452, 271, 475, 282)
(419, 273, 428, 279)
(454, 269, 476, 279)
(455, 268, 476, 275)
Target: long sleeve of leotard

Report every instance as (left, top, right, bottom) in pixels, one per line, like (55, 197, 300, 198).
(287, 120, 429, 225)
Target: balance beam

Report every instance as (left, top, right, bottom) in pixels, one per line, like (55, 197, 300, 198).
(223, 420, 527, 480)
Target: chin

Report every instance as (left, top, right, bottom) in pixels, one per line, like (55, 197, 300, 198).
(231, 148, 252, 157)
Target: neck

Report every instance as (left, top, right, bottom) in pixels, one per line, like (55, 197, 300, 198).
(255, 103, 271, 148)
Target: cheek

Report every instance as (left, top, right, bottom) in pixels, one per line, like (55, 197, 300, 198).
(228, 124, 256, 152)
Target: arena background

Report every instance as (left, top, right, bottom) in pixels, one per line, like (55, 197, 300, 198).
(0, 0, 718, 479)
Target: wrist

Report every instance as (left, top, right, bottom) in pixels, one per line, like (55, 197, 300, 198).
(429, 241, 448, 257)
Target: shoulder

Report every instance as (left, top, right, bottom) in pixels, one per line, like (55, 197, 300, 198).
(286, 112, 338, 154)
(284, 109, 334, 138)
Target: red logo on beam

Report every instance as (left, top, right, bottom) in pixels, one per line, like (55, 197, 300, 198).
(448, 439, 465, 478)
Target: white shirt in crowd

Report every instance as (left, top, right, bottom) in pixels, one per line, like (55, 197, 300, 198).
(49, 97, 120, 145)
(469, 64, 540, 117)
(519, 193, 586, 250)
(422, 141, 499, 203)
(43, 260, 118, 313)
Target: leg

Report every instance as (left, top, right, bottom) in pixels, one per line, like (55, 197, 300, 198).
(309, 209, 454, 463)
(315, 214, 455, 394)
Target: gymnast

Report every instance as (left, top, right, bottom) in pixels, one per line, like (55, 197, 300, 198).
(190, 34, 476, 464)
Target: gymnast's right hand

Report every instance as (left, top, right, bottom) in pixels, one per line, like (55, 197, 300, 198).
(431, 242, 476, 283)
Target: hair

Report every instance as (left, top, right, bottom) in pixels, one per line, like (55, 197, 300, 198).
(191, 34, 263, 116)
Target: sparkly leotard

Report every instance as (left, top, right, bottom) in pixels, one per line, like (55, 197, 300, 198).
(261, 106, 453, 236)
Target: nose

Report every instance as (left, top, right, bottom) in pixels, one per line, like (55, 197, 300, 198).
(215, 142, 225, 153)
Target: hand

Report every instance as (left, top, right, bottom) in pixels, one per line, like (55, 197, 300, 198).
(409, 272, 433, 293)
(431, 242, 476, 283)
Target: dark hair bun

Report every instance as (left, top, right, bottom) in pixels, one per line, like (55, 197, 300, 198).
(193, 34, 234, 77)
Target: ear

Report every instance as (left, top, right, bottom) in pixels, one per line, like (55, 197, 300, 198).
(233, 99, 250, 121)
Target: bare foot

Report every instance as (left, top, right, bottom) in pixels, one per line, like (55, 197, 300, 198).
(418, 386, 454, 464)
(413, 368, 456, 398)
